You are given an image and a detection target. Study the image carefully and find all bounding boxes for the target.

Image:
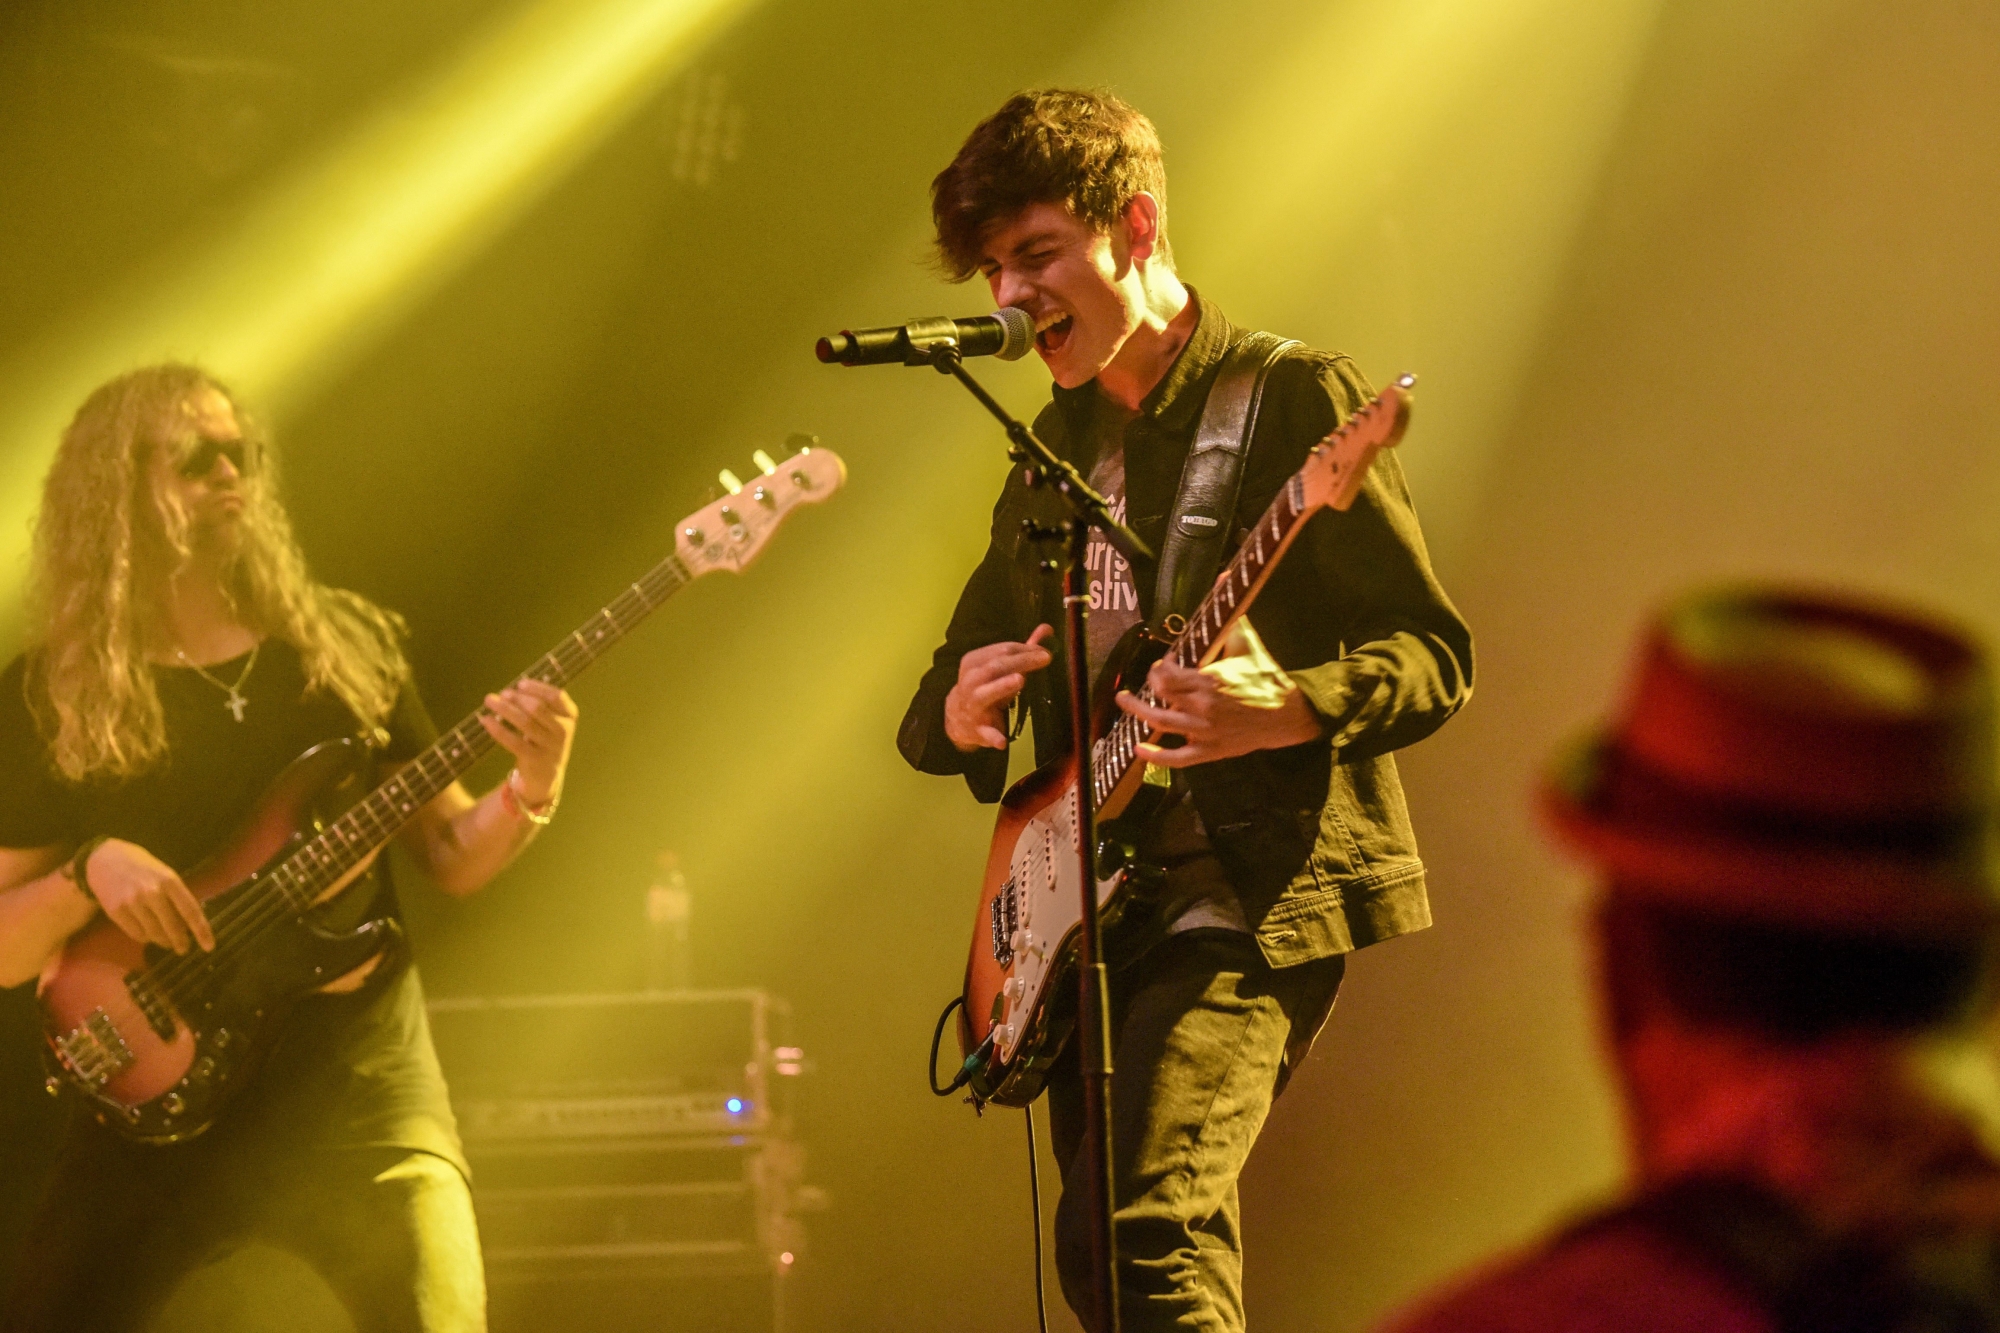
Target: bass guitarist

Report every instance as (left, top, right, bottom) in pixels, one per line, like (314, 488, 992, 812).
(898, 89, 1474, 1331)
(0, 364, 577, 1331)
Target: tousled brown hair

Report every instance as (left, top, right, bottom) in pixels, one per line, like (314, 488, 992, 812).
(931, 88, 1170, 282)
(25, 363, 410, 782)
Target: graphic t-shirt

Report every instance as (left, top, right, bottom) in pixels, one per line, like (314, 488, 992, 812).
(0, 641, 466, 1174)
(1079, 394, 1249, 936)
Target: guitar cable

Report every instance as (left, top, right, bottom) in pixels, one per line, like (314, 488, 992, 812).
(929, 995, 1051, 1332)
(1024, 1103, 1051, 1333)
(927, 995, 992, 1098)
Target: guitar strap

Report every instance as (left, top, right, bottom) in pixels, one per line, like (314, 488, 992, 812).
(1151, 331, 1300, 631)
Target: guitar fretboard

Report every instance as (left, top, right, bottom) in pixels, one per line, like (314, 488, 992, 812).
(1087, 475, 1309, 808)
(258, 551, 694, 911)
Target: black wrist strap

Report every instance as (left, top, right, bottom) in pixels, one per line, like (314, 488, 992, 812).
(68, 835, 110, 906)
(1150, 331, 1298, 631)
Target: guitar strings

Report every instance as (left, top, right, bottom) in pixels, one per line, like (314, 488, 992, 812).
(155, 713, 502, 973)
(154, 640, 584, 975)
(144, 640, 581, 1003)
(1087, 483, 1305, 808)
(146, 648, 575, 1006)
(1080, 393, 1376, 809)
(144, 690, 519, 1007)
(141, 558, 690, 1011)
(147, 571, 671, 1002)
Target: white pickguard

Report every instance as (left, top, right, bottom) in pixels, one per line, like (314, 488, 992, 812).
(987, 785, 1120, 1065)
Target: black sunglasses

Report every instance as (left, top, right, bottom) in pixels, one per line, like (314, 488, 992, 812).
(177, 436, 250, 480)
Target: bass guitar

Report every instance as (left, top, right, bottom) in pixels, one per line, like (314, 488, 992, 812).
(958, 379, 1414, 1107)
(39, 444, 845, 1142)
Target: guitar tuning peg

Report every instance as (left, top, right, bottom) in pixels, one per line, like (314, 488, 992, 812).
(718, 468, 744, 495)
(752, 449, 777, 475)
(787, 432, 820, 455)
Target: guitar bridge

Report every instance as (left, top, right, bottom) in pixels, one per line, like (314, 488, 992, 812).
(55, 1008, 134, 1089)
(990, 880, 1019, 966)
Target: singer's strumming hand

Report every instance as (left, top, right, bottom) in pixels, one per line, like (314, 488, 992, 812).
(945, 625, 1055, 751)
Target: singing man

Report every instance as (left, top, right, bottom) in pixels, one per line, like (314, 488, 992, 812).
(897, 89, 1473, 1330)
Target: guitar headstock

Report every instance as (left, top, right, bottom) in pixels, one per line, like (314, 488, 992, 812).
(677, 443, 847, 577)
(1298, 374, 1415, 513)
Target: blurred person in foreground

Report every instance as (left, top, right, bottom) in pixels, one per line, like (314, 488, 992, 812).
(0, 364, 576, 1331)
(1383, 586, 2000, 1333)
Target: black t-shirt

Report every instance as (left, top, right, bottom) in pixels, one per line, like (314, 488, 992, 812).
(0, 641, 466, 1174)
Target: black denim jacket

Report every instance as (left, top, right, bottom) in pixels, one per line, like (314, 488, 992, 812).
(898, 298, 1474, 965)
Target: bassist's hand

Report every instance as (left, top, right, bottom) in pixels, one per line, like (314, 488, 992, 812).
(945, 625, 1054, 752)
(480, 677, 578, 805)
(81, 840, 215, 956)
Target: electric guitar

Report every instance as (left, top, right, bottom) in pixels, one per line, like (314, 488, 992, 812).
(958, 378, 1415, 1107)
(38, 444, 845, 1142)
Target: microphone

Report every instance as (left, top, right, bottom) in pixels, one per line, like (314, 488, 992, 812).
(815, 308, 1034, 366)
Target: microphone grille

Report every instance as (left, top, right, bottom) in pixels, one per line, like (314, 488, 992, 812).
(992, 307, 1035, 361)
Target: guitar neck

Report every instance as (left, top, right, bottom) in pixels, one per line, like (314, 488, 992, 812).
(1083, 373, 1411, 811)
(259, 550, 694, 911)
(1088, 477, 1310, 809)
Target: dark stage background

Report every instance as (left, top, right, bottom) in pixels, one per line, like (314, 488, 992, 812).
(1, 1, 1996, 1328)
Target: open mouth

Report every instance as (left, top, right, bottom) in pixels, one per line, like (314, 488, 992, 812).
(1034, 312, 1073, 356)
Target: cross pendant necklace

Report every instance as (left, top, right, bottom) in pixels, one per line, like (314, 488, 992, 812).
(176, 642, 261, 723)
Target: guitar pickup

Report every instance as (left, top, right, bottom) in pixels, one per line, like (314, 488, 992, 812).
(125, 972, 177, 1041)
(989, 880, 1020, 966)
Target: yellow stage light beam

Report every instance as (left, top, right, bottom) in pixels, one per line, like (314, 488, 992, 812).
(0, 0, 758, 641)
(1103, 0, 1666, 561)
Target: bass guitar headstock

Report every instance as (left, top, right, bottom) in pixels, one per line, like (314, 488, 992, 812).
(1297, 374, 1415, 514)
(677, 442, 847, 577)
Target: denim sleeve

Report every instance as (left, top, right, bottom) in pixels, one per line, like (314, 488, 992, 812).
(1258, 354, 1475, 761)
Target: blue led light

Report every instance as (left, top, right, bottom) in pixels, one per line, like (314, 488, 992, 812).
(726, 1097, 745, 1114)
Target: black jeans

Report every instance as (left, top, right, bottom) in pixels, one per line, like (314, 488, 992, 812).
(1047, 929, 1346, 1332)
(3, 1124, 483, 1332)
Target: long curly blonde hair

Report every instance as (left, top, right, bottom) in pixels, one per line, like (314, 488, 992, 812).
(25, 363, 409, 782)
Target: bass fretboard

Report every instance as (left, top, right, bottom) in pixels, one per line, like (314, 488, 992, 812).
(259, 551, 694, 910)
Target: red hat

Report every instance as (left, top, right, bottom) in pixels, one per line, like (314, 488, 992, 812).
(1543, 586, 1999, 941)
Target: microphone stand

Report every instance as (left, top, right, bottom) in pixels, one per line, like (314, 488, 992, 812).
(922, 339, 1147, 1333)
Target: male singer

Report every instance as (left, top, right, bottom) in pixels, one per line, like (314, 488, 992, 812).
(899, 89, 1473, 1330)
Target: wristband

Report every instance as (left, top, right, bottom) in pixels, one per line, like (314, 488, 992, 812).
(501, 769, 559, 826)
(67, 835, 111, 907)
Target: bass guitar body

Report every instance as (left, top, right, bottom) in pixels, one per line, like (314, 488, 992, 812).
(40, 738, 401, 1144)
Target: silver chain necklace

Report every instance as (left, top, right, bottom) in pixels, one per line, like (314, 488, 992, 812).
(175, 642, 261, 723)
